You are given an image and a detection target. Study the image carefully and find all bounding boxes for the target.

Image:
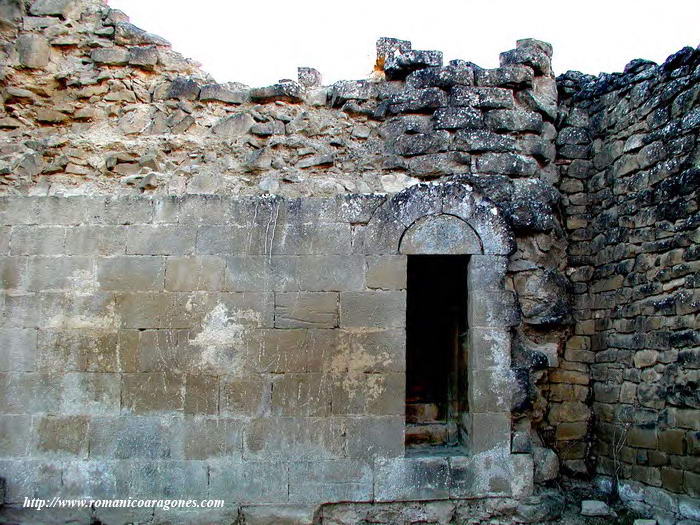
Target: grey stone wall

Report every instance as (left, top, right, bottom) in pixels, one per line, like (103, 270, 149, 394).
(557, 47, 700, 522)
(0, 187, 540, 523)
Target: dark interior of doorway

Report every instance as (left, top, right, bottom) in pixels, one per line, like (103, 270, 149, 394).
(405, 255, 469, 452)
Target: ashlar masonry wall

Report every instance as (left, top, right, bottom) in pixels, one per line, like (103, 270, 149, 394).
(0, 181, 534, 523)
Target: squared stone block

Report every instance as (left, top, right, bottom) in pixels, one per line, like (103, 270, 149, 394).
(115, 293, 172, 329)
(184, 374, 218, 414)
(208, 460, 288, 504)
(90, 197, 154, 225)
(0, 256, 27, 290)
(0, 226, 10, 254)
(37, 330, 118, 373)
(0, 328, 37, 372)
(184, 417, 242, 460)
(274, 292, 338, 328)
(346, 416, 404, 459)
(271, 223, 352, 255)
(64, 226, 127, 255)
(271, 373, 332, 416)
(220, 375, 269, 417)
(35, 415, 89, 458)
(469, 412, 511, 454)
(196, 225, 268, 255)
(468, 255, 507, 291)
(0, 459, 63, 503)
(177, 195, 230, 224)
(61, 460, 118, 500)
(97, 256, 165, 291)
(469, 368, 514, 412)
(288, 459, 373, 503)
(449, 452, 533, 499)
(165, 256, 225, 291)
(257, 329, 337, 373)
(330, 372, 404, 416)
(88, 416, 184, 460)
(126, 225, 196, 255)
(336, 329, 406, 373)
(224, 256, 300, 292)
(10, 226, 66, 255)
(243, 417, 346, 460)
(375, 456, 450, 501)
(125, 329, 193, 373)
(0, 372, 62, 414)
(468, 290, 520, 328)
(340, 291, 406, 328)
(113, 460, 208, 500)
(26, 256, 93, 291)
(366, 255, 407, 290)
(60, 372, 120, 415)
(468, 327, 511, 369)
(121, 372, 184, 413)
(298, 255, 366, 291)
(0, 415, 32, 456)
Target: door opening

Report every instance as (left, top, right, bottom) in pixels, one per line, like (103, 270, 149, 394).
(406, 255, 469, 452)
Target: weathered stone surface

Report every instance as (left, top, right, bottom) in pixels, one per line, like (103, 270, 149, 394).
(16, 34, 49, 68)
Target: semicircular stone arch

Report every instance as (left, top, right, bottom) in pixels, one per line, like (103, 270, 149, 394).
(361, 178, 522, 470)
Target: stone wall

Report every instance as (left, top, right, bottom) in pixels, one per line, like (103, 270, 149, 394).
(0, 0, 698, 523)
(557, 48, 700, 521)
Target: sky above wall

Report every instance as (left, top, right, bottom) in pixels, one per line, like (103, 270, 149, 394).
(108, 0, 700, 87)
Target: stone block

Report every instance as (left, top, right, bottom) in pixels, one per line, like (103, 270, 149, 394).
(10, 226, 65, 255)
(256, 329, 336, 373)
(331, 372, 404, 416)
(399, 214, 481, 254)
(224, 256, 299, 292)
(485, 108, 542, 132)
(208, 460, 288, 504)
(90, 197, 153, 225)
(128, 46, 158, 68)
(0, 415, 32, 456)
(659, 429, 686, 455)
(184, 374, 218, 415)
(450, 452, 521, 498)
(16, 34, 49, 68)
(244, 417, 346, 460)
(469, 368, 514, 412)
(65, 226, 126, 255)
(238, 505, 317, 525)
(35, 415, 88, 457)
(60, 372, 120, 415)
(298, 255, 366, 291)
(184, 417, 242, 460)
(474, 152, 538, 177)
(0, 459, 62, 503)
(37, 330, 118, 373)
(346, 416, 404, 459)
(375, 457, 450, 501)
(339, 291, 406, 328)
(97, 256, 165, 291)
(114, 293, 171, 329)
(468, 328, 511, 369)
(61, 460, 118, 500)
(366, 255, 407, 290)
(0, 256, 26, 290)
(270, 373, 332, 416)
(88, 416, 183, 459)
(127, 225, 196, 255)
(113, 460, 208, 500)
(468, 290, 520, 328)
(26, 256, 93, 291)
(90, 47, 129, 65)
(274, 292, 338, 328)
(220, 375, 269, 417)
(468, 255, 508, 291)
(288, 459, 373, 503)
(628, 427, 658, 449)
(121, 372, 184, 413)
(272, 223, 352, 255)
(0, 227, 9, 254)
(165, 256, 225, 291)
(433, 107, 483, 130)
(336, 329, 405, 373)
(0, 328, 36, 372)
(0, 372, 62, 414)
(470, 412, 511, 454)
